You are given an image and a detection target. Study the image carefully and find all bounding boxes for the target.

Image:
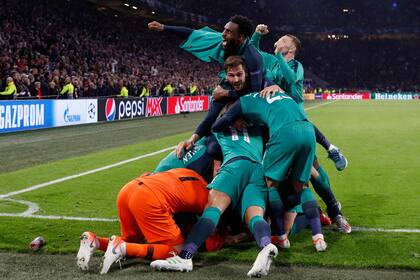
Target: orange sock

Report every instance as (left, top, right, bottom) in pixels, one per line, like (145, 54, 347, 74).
(97, 237, 109, 251)
(125, 243, 175, 260)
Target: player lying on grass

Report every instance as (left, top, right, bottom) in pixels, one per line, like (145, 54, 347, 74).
(248, 24, 348, 172)
(76, 167, 212, 274)
(211, 56, 327, 252)
(151, 109, 278, 277)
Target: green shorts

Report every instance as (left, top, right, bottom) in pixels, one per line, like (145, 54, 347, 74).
(263, 121, 316, 183)
(208, 159, 267, 219)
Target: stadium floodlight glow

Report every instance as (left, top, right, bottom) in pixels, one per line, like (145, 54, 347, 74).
(124, 3, 129, 7)
(343, 8, 349, 12)
(132, 6, 138, 10)
(152, 11, 156, 14)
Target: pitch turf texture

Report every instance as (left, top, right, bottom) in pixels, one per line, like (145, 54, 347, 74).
(0, 100, 419, 279)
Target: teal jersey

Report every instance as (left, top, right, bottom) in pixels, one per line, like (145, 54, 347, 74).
(180, 26, 224, 64)
(250, 32, 304, 105)
(276, 55, 304, 105)
(154, 137, 208, 172)
(213, 125, 263, 165)
(239, 92, 308, 139)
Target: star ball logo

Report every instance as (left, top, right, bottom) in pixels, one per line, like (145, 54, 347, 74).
(105, 98, 116, 121)
(88, 102, 96, 119)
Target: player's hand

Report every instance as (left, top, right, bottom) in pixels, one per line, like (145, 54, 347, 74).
(212, 86, 229, 100)
(176, 141, 188, 158)
(176, 134, 199, 158)
(148, 21, 164, 31)
(255, 24, 269, 35)
(260, 85, 284, 98)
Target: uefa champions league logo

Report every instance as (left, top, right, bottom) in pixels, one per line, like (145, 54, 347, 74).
(88, 103, 96, 119)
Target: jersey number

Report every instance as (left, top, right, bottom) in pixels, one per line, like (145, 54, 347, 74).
(230, 127, 250, 143)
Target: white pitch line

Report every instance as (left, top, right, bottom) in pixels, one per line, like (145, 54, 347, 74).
(2, 198, 40, 216)
(0, 146, 176, 199)
(305, 100, 338, 111)
(352, 226, 420, 233)
(0, 213, 118, 222)
(0, 212, 419, 233)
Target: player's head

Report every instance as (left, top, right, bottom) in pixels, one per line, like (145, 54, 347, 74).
(274, 34, 301, 57)
(224, 55, 248, 91)
(222, 15, 253, 50)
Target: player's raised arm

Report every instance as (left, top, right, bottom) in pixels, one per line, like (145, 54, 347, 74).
(250, 24, 269, 50)
(275, 53, 302, 84)
(148, 21, 194, 37)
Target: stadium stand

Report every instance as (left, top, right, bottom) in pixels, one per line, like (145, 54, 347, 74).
(0, 0, 220, 99)
(0, 0, 419, 98)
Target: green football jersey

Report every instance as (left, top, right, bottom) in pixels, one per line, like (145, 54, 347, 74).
(154, 137, 208, 172)
(276, 55, 304, 105)
(239, 92, 308, 139)
(250, 32, 304, 105)
(180, 26, 225, 64)
(213, 125, 263, 164)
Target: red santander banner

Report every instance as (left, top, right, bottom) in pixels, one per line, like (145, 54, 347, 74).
(167, 96, 210, 115)
(322, 93, 370, 100)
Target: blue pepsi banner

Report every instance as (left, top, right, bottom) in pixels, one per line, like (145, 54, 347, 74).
(98, 97, 167, 121)
(0, 100, 54, 133)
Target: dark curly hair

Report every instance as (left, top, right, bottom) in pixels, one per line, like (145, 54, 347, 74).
(229, 15, 253, 39)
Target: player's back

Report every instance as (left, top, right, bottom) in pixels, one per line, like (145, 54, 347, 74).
(240, 92, 308, 139)
(213, 124, 263, 164)
(138, 168, 209, 215)
(153, 137, 208, 173)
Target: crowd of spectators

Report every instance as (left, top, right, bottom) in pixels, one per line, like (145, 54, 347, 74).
(1, 0, 419, 99)
(0, 0, 220, 99)
(253, 33, 420, 92)
(154, 0, 420, 34)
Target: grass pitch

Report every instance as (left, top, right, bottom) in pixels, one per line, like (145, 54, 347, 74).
(0, 101, 419, 278)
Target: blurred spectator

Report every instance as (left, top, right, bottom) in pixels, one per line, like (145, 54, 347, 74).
(0, 77, 16, 100)
(59, 77, 74, 99)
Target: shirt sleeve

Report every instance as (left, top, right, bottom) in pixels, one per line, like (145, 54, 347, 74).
(246, 46, 264, 92)
(211, 100, 243, 132)
(0, 85, 14, 95)
(60, 84, 68, 94)
(276, 54, 299, 84)
(249, 32, 261, 50)
(163, 25, 194, 37)
(194, 100, 226, 137)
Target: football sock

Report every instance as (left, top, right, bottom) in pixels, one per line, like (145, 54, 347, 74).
(290, 214, 308, 235)
(97, 237, 109, 251)
(300, 188, 322, 236)
(179, 207, 221, 259)
(249, 215, 272, 249)
(314, 125, 331, 151)
(268, 187, 286, 236)
(311, 165, 341, 219)
(125, 243, 174, 260)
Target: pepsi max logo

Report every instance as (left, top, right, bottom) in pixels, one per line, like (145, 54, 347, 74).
(105, 98, 116, 121)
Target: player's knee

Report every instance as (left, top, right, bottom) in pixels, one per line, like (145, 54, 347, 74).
(207, 189, 231, 212)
